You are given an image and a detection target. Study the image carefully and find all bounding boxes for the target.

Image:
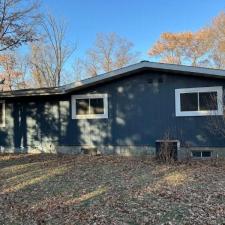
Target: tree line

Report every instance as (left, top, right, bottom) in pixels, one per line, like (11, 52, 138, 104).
(148, 12, 225, 69)
(0, 0, 224, 91)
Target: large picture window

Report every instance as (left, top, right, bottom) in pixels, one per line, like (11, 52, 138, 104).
(71, 94, 108, 119)
(175, 86, 223, 116)
(0, 101, 5, 127)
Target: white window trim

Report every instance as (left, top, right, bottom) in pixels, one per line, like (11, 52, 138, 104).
(175, 86, 223, 117)
(71, 94, 108, 119)
(0, 100, 5, 127)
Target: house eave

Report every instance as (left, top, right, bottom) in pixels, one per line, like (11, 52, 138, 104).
(1, 61, 225, 98)
(62, 62, 225, 93)
(0, 87, 63, 98)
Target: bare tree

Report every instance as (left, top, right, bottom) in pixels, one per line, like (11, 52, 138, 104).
(30, 14, 75, 87)
(77, 33, 139, 77)
(0, 51, 28, 91)
(14, 53, 29, 89)
(72, 58, 85, 81)
(0, 0, 40, 52)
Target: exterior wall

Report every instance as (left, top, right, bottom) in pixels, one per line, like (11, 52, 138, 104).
(178, 147, 225, 160)
(1, 70, 225, 158)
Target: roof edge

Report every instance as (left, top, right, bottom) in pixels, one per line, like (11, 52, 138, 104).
(1, 61, 225, 98)
(62, 61, 225, 92)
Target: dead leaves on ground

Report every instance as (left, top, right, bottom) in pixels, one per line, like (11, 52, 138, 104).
(1, 154, 225, 224)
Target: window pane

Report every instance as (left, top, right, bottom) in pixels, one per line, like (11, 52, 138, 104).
(180, 93, 198, 111)
(202, 151, 211, 157)
(76, 99, 89, 115)
(90, 98, 104, 114)
(192, 151, 201, 157)
(199, 92, 217, 111)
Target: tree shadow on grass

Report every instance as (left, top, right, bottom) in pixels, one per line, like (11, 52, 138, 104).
(0, 155, 208, 225)
(0, 153, 60, 170)
(0, 156, 113, 224)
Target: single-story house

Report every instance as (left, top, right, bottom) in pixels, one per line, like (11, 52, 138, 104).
(0, 61, 225, 159)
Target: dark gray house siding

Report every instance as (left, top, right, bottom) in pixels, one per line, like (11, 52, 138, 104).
(0, 68, 225, 158)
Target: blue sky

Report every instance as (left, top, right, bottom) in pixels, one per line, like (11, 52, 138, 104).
(42, 0, 225, 60)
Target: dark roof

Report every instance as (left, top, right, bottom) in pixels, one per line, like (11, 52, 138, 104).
(1, 61, 225, 98)
(0, 86, 62, 98)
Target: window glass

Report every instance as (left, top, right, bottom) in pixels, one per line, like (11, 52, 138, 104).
(192, 151, 212, 158)
(192, 151, 201, 157)
(90, 98, 104, 114)
(202, 151, 211, 157)
(176, 87, 222, 117)
(76, 99, 89, 115)
(73, 94, 108, 119)
(199, 92, 217, 111)
(180, 93, 198, 111)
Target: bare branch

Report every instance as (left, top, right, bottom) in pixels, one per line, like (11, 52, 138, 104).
(81, 32, 139, 77)
(0, 0, 41, 51)
(29, 14, 76, 88)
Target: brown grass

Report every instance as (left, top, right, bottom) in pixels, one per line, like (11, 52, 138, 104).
(1, 154, 225, 225)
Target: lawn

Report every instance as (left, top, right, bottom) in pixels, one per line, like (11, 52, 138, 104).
(1, 154, 225, 225)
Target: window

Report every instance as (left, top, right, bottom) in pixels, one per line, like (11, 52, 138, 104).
(175, 86, 223, 116)
(76, 99, 89, 115)
(72, 94, 108, 119)
(90, 98, 104, 114)
(0, 101, 5, 127)
(199, 92, 217, 111)
(180, 93, 198, 111)
(192, 151, 212, 158)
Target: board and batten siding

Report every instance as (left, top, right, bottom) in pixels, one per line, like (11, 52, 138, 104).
(0, 70, 225, 157)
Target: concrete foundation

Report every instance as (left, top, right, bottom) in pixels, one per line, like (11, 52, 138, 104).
(179, 147, 225, 160)
(1, 144, 225, 160)
(0, 145, 155, 156)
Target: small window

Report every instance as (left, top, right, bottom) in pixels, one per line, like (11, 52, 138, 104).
(199, 92, 217, 111)
(90, 98, 104, 114)
(192, 151, 212, 158)
(175, 86, 223, 117)
(0, 101, 5, 127)
(180, 93, 198, 111)
(202, 151, 211, 157)
(72, 94, 108, 119)
(192, 151, 202, 158)
(76, 99, 89, 115)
